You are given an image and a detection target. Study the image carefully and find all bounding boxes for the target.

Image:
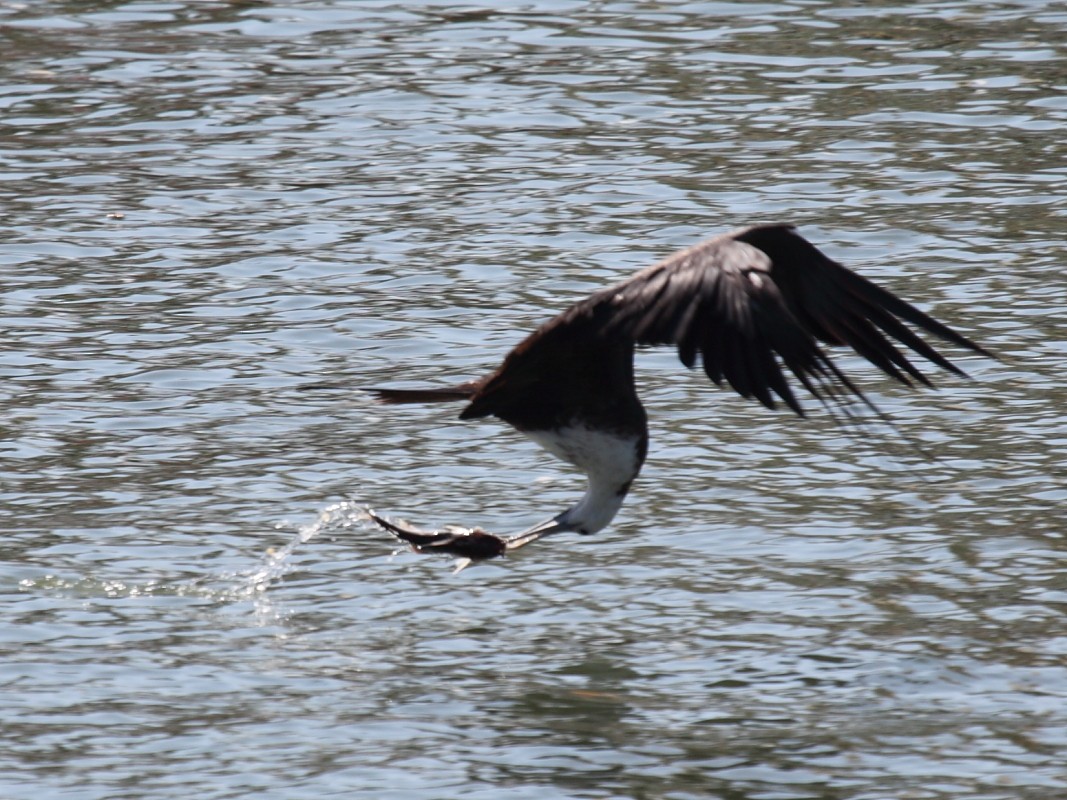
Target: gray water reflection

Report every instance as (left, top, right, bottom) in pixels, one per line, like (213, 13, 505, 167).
(2, 1, 1066, 798)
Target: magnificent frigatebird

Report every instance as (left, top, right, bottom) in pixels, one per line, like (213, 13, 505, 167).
(367, 224, 990, 566)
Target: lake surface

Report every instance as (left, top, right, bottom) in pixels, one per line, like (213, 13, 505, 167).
(2, 1, 1065, 798)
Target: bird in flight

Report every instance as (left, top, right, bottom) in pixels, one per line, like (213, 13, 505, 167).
(366, 224, 990, 568)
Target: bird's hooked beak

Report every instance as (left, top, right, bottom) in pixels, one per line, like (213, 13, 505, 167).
(503, 513, 572, 552)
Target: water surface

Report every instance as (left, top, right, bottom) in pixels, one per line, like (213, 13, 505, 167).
(2, 2, 1065, 798)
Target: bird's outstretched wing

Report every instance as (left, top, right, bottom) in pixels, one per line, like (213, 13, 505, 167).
(602, 223, 992, 414)
(470, 224, 990, 421)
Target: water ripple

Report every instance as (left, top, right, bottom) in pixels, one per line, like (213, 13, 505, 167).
(2, 1, 1065, 799)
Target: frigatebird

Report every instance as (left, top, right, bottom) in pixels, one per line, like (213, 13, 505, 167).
(367, 224, 990, 566)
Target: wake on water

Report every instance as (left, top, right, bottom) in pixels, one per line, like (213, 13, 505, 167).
(17, 501, 382, 622)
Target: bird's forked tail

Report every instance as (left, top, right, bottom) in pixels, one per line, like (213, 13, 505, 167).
(366, 380, 480, 405)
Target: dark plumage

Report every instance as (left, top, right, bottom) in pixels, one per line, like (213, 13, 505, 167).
(368, 224, 990, 563)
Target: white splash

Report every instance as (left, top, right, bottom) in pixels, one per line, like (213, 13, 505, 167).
(227, 500, 373, 622)
(18, 501, 377, 625)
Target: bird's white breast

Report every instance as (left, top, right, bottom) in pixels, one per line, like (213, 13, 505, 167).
(525, 425, 643, 491)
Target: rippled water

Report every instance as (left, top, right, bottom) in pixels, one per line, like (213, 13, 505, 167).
(2, 2, 1065, 798)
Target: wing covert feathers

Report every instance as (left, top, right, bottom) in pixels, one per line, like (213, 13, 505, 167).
(536, 224, 989, 417)
(372, 224, 989, 423)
